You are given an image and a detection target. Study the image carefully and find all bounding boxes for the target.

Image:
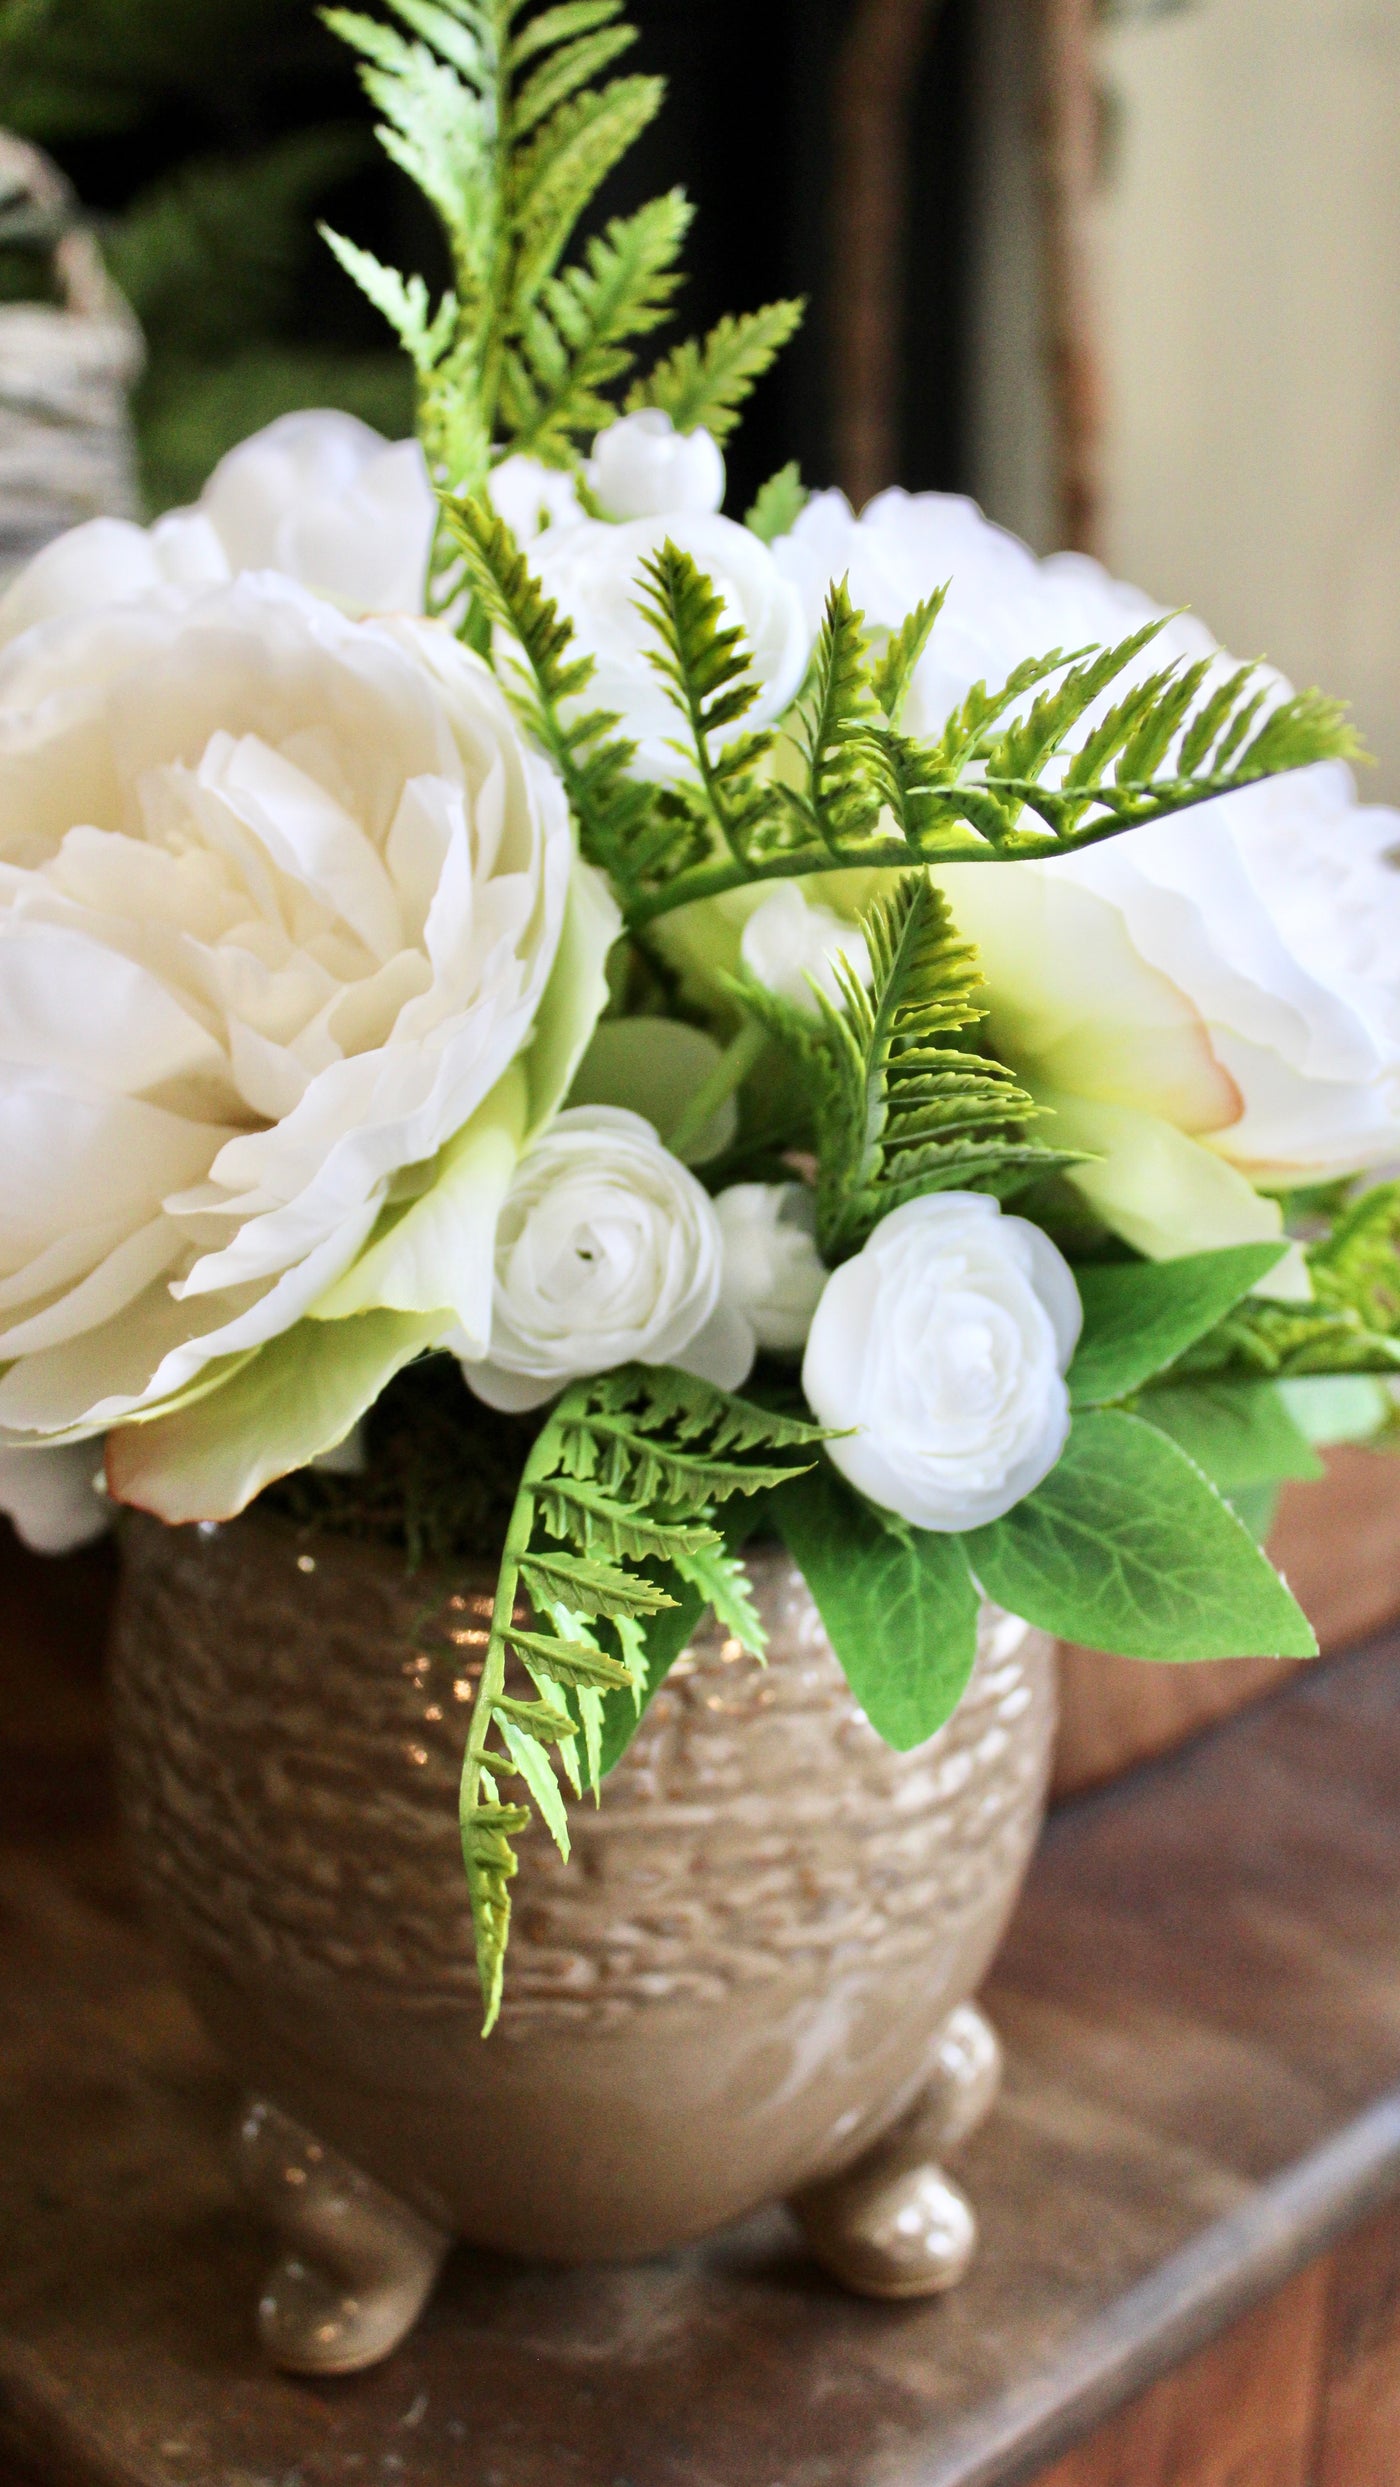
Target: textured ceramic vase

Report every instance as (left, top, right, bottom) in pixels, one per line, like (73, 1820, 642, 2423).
(111, 1510, 1057, 2374)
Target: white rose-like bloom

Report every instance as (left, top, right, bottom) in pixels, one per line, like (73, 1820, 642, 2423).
(460, 1106, 752, 1412)
(715, 1183, 827, 1358)
(739, 882, 873, 1013)
(774, 489, 1400, 1263)
(0, 1442, 108, 1553)
(488, 453, 587, 545)
(587, 409, 725, 521)
(525, 512, 809, 780)
(803, 1193, 1082, 1532)
(0, 571, 609, 1468)
(0, 411, 439, 648)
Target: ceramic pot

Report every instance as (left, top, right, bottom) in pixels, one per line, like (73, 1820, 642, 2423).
(110, 1510, 1057, 2374)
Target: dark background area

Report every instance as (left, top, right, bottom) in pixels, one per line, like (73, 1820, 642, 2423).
(0, 0, 978, 513)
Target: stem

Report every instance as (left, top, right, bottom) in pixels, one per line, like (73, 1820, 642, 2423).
(667, 1021, 767, 1159)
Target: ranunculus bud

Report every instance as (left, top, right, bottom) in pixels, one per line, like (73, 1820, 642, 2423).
(0, 1442, 108, 1553)
(802, 1193, 1082, 1531)
(588, 409, 725, 521)
(739, 883, 872, 1014)
(715, 1183, 827, 1357)
(460, 1108, 753, 1413)
(489, 454, 586, 544)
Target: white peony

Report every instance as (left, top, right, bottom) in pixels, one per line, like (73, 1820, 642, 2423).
(714, 1183, 827, 1357)
(0, 570, 615, 1501)
(802, 1193, 1082, 1531)
(774, 489, 1400, 1262)
(460, 1106, 751, 1412)
(525, 511, 809, 781)
(739, 882, 872, 1013)
(588, 409, 725, 521)
(0, 411, 440, 647)
(0, 1441, 108, 1553)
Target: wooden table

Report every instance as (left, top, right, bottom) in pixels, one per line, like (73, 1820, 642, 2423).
(3, 1535, 1400, 2486)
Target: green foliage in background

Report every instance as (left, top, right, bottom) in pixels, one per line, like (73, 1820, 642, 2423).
(0, 0, 415, 507)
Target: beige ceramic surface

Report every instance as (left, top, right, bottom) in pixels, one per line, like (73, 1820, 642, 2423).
(110, 1512, 1056, 2289)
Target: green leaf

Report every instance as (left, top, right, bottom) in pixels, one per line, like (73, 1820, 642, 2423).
(745, 461, 807, 544)
(589, 1562, 706, 1783)
(628, 298, 805, 442)
(1134, 1380, 1324, 1491)
(964, 1409, 1317, 1662)
(1068, 1243, 1290, 1407)
(772, 1462, 982, 1751)
(739, 871, 1065, 1257)
(871, 591, 946, 726)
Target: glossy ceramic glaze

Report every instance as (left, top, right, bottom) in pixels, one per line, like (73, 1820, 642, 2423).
(111, 1511, 1056, 2269)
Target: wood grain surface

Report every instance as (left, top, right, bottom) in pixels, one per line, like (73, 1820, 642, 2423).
(2, 1543, 1399, 2487)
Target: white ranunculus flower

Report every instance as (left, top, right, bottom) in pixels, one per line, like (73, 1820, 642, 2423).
(587, 409, 725, 521)
(0, 1442, 109, 1553)
(488, 453, 587, 545)
(525, 511, 809, 780)
(715, 1183, 827, 1358)
(739, 882, 873, 1013)
(0, 571, 614, 1491)
(802, 1193, 1082, 1531)
(774, 488, 1400, 1263)
(0, 412, 439, 649)
(460, 1106, 752, 1412)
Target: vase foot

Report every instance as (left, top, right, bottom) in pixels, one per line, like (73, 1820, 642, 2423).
(236, 2098, 450, 2375)
(789, 2001, 1001, 2300)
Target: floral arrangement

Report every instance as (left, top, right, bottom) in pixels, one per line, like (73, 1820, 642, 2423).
(5, 0, 1400, 2030)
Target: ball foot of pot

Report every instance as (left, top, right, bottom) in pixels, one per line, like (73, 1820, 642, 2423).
(789, 2002, 1001, 2300)
(236, 2098, 450, 2375)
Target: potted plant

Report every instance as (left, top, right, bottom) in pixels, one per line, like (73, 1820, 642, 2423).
(3, 0, 1399, 2375)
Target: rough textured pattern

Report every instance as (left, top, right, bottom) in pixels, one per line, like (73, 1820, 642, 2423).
(113, 1518, 1054, 2032)
(108, 1512, 1056, 2257)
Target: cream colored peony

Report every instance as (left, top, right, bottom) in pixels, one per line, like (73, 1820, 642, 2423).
(774, 490, 1400, 1266)
(0, 571, 616, 1514)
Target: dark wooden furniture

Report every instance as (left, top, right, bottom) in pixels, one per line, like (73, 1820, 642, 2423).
(2, 1526, 1399, 2487)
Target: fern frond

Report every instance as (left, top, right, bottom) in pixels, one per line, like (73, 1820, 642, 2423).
(1176, 1182, 1400, 1385)
(1311, 1182, 1400, 1334)
(319, 225, 458, 371)
(456, 1364, 825, 2028)
(509, 74, 665, 305)
(633, 538, 785, 865)
(500, 189, 690, 457)
(510, 18, 637, 132)
(736, 874, 1069, 1255)
(797, 580, 888, 849)
(872, 590, 947, 725)
(628, 298, 805, 441)
(746, 462, 807, 545)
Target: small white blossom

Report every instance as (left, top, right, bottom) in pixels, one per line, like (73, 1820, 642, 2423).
(715, 1184, 826, 1358)
(460, 1108, 753, 1413)
(739, 883, 872, 1014)
(802, 1193, 1082, 1531)
(0, 1442, 108, 1553)
(588, 409, 725, 521)
(488, 453, 586, 544)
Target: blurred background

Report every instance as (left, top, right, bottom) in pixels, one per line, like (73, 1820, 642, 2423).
(2, 0, 1397, 789)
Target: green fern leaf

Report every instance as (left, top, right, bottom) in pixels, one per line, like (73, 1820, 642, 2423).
(671, 1536, 766, 1656)
(628, 298, 805, 441)
(871, 590, 947, 724)
(456, 1362, 827, 2028)
(319, 225, 458, 370)
(510, 74, 664, 305)
(500, 188, 690, 456)
(510, 20, 637, 133)
(798, 580, 888, 848)
(633, 538, 785, 863)
(745, 462, 807, 544)
(509, 1, 625, 67)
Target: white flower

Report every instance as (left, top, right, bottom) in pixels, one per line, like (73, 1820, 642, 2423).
(588, 410, 725, 521)
(460, 1106, 752, 1412)
(0, 1442, 108, 1553)
(802, 1193, 1082, 1531)
(488, 453, 586, 545)
(0, 411, 438, 648)
(525, 511, 809, 780)
(739, 882, 872, 1012)
(774, 488, 1400, 1262)
(0, 570, 612, 1470)
(715, 1183, 826, 1357)
(195, 410, 437, 612)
